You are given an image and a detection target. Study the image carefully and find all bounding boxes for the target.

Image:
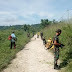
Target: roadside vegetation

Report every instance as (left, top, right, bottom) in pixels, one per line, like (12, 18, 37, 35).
(0, 18, 72, 72)
(40, 20, 72, 72)
(0, 24, 36, 71)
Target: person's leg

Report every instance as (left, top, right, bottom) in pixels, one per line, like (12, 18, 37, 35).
(10, 42, 12, 49)
(14, 42, 16, 49)
(54, 52, 60, 69)
(54, 58, 58, 66)
(54, 56, 57, 68)
(54, 52, 58, 68)
(38, 35, 39, 38)
(41, 35, 42, 39)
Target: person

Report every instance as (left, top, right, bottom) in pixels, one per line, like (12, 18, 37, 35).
(27, 32, 30, 38)
(32, 32, 34, 37)
(37, 32, 40, 38)
(10, 31, 16, 49)
(40, 32, 43, 39)
(53, 29, 64, 70)
(42, 37, 46, 45)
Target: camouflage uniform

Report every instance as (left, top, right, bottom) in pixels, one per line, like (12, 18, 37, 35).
(54, 35, 60, 67)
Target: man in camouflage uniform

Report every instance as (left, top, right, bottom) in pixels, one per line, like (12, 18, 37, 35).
(53, 29, 62, 69)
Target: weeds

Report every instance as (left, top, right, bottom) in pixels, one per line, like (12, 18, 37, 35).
(0, 29, 30, 71)
(42, 23, 72, 72)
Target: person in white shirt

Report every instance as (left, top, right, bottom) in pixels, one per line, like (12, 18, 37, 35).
(10, 31, 16, 49)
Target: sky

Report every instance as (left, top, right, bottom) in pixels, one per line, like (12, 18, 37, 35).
(0, 0, 72, 26)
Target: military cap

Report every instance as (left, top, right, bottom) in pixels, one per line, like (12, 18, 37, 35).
(55, 29, 61, 33)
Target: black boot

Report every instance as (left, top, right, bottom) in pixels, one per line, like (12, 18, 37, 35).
(54, 64, 60, 70)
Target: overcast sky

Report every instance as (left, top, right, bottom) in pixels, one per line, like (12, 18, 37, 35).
(0, 0, 72, 26)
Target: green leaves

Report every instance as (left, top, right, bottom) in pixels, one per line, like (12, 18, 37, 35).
(0, 30, 30, 71)
(41, 23, 72, 72)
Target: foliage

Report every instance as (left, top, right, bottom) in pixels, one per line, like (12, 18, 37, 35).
(41, 23, 72, 72)
(0, 29, 30, 71)
(21, 24, 36, 33)
(41, 19, 52, 28)
(0, 25, 23, 30)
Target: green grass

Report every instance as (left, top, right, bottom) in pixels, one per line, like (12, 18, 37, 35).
(0, 29, 31, 71)
(41, 23, 72, 72)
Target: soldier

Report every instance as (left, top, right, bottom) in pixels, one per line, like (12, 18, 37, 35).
(53, 29, 62, 69)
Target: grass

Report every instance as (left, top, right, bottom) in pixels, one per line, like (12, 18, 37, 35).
(41, 23, 72, 72)
(0, 29, 31, 71)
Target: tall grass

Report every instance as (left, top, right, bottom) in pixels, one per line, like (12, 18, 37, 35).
(41, 23, 72, 72)
(0, 29, 30, 71)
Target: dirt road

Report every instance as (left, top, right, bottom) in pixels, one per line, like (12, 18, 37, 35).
(2, 35, 59, 72)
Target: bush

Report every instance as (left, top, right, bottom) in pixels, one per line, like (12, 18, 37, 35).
(41, 23, 72, 72)
(0, 30, 30, 71)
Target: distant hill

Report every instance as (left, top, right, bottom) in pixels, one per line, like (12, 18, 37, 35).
(0, 24, 41, 31)
(31, 24, 42, 31)
(0, 25, 23, 30)
(31, 24, 40, 27)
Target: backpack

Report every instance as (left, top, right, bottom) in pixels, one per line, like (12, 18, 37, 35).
(8, 35, 12, 40)
(45, 38, 55, 49)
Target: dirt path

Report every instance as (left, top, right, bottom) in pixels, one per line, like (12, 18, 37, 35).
(2, 35, 59, 72)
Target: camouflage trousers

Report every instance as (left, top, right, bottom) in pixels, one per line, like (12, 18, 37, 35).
(54, 50, 59, 65)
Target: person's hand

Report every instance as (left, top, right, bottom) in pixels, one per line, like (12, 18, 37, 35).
(60, 44, 65, 48)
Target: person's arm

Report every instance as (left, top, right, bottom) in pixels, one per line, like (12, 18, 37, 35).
(14, 34, 16, 37)
(53, 40, 61, 46)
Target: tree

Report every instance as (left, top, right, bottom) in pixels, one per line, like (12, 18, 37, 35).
(41, 19, 51, 27)
(24, 24, 28, 31)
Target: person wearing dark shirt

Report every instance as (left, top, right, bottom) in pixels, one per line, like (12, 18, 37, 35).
(40, 32, 43, 39)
